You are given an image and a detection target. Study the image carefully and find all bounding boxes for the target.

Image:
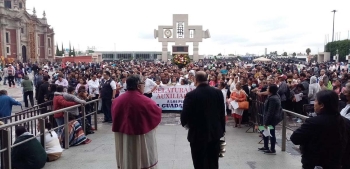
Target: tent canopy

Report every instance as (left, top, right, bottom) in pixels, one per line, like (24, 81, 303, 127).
(253, 57, 272, 62)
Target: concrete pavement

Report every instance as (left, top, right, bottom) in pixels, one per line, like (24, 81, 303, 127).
(43, 119, 302, 169)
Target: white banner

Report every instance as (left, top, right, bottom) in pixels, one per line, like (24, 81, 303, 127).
(151, 85, 196, 110)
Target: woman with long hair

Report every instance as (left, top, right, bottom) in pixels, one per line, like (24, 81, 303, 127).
(37, 119, 63, 162)
(291, 90, 350, 169)
(75, 77, 88, 94)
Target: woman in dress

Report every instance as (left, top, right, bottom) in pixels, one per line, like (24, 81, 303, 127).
(230, 82, 247, 128)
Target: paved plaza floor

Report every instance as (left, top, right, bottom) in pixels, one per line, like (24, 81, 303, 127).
(43, 120, 302, 169)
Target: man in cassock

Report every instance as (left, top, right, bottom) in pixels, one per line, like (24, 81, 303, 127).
(111, 75, 162, 169)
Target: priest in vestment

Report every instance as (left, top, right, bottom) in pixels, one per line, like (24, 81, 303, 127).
(111, 75, 162, 169)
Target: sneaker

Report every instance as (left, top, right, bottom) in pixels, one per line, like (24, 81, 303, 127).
(264, 150, 276, 155)
(258, 147, 269, 151)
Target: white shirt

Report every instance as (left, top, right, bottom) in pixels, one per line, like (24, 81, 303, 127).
(118, 81, 127, 95)
(88, 79, 100, 95)
(144, 78, 157, 93)
(55, 78, 69, 87)
(105, 79, 117, 90)
(37, 129, 63, 154)
(340, 104, 350, 120)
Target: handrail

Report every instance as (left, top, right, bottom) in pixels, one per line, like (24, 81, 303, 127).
(281, 109, 309, 152)
(0, 99, 100, 169)
(283, 109, 309, 120)
(0, 99, 99, 130)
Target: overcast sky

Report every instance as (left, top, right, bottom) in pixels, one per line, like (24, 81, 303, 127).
(27, 0, 350, 56)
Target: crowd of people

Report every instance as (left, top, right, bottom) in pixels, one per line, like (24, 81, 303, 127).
(1, 59, 350, 168)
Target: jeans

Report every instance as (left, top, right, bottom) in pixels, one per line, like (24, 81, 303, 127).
(2, 76, 7, 85)
(15, 77, 22, 86)
(263, 126, 276, 151)
(8, 76, 15, 87)
(101, 98, 112, 122)
(23, 91, 34, 108)
(55, 117, 64, 136)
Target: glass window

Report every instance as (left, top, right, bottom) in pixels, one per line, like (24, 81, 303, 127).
(4, 1, 11, 9)
(19, 2, 23, 9)
(5, 32, 9, 43)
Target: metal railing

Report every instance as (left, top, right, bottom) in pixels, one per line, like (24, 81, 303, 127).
(0, 99, 99, 169)
(0, 101, 53, 144)
(281, 109, 309, 151)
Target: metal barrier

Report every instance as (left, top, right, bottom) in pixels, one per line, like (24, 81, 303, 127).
(0, 99, 99, 169)
(0, 101, 53, 144)
(246, 93, 267, 133)
(281, 109, 309, 151)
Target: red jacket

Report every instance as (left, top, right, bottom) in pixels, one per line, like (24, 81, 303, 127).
(53, 94, 77, 118)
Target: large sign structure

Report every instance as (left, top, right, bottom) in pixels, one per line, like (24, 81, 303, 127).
(154, 14, 210, 61)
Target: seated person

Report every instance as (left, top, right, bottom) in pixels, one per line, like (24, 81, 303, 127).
(37, 119, 63, 162)
(60, 115, 91, 147)
(12, 126, 47, 169)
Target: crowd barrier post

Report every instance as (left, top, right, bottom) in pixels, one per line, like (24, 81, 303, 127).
(64, 112, 69, 149)
(81, 105, 86, 133)
(38, 118, 46, 148)
(94, 101, 98, 130)
(281, 111, 287, 151)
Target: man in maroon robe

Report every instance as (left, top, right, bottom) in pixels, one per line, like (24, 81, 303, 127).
(111, 75, 161, 169)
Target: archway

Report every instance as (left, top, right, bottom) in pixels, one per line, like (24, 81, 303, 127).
(22, 45, 27, 62)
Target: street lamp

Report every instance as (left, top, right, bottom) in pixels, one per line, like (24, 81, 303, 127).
(331, 10, 337, 42)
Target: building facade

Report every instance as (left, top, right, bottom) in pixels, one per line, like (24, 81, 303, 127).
(95, 51, 171, 62)
(0, 0, 55, 63)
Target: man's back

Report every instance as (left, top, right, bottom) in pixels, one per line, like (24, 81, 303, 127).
(181, 83, 226, 143)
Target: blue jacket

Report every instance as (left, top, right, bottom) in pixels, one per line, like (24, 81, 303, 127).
(0, 95, 21, 118)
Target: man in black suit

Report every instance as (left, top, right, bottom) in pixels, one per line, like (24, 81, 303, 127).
(181, 71, 226, 169)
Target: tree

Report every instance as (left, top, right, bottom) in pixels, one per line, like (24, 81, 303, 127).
(55, 43, 61, 56)
(282, 52, 288, 56)
(306, 48, 311, 55)
(72, 47, 76, 56)
(292, 52, 296, 57)
(61, 43, 64, 56)
(325, 39, 350, 61)
(218, 53, 222, 56)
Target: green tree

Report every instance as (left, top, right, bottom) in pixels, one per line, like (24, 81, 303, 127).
(292, 52, 296, 57)
(217, 53, 222, 56)
(55, 43, 61, 56)
(325, 40, 350, 62)
(282, 52, 288, 56)
(72, 47, 76, 56)
(61, 43, 64, 56)
(306, 48, 311, 55)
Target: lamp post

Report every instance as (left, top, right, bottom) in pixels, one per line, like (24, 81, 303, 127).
(331, 10, 337, 42)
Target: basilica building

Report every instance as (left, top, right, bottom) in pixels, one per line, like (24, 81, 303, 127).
(0, 0, 54, 62)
